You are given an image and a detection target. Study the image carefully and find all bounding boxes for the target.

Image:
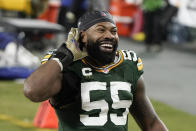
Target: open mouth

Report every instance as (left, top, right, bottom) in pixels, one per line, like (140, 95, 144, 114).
(99, 41, 114, 53)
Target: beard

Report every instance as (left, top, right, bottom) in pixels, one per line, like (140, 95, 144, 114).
(86, 38, 118, 65)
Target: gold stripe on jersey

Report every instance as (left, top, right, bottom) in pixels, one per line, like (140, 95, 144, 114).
(41, 54, 52, 64)
(137, 57, 143, 71)
(82, 51, 124, 73)
(44, 54, 52, 59)
(41, 61, 47, 64)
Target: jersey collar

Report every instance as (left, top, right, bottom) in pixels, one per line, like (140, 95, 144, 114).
(82, 51, 124, 73)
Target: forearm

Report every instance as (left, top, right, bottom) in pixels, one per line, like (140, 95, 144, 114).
(131, 96, 168, 131)
(24, 28, 86, 102)
(149, 118, 168, 131)
(130, 76, 168, 131)
(24, 60, 62, 102)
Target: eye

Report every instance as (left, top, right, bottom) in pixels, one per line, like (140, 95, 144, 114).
(111, 29, 117, 35)
(96, 28, 105, 33)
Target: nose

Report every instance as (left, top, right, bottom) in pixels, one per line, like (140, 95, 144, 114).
(104, 30, 115, 39)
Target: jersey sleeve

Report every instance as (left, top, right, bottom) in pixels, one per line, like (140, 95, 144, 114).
(50, 71, 80, 109)
(133, 56, 144, 94)
(121, 50, 144, 92)
(136, 57, 144, 80)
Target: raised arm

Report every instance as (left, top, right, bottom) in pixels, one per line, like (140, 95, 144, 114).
(130, 76, 168, 131)
(24, 60, 63, 102)
(24, 28, 87, 102)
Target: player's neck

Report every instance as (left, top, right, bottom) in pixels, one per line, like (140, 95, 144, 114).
(85, 52, 119, 67)
(85, 56, 106, 67)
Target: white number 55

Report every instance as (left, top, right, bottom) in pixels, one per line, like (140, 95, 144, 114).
(80, 81, 132, 126)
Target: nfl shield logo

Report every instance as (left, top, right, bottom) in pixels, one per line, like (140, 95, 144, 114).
(103, 68, 109, 74)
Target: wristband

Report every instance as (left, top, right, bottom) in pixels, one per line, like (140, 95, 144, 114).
(50, 44, 74, 71)
(51, 58, 63, 71)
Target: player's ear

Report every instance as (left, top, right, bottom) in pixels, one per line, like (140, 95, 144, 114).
(79, 31, 87, 50)
(80, 32, 87, 43)
(80, 31, 87, 47)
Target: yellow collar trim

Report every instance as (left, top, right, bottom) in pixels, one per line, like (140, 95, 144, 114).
(82, 51, 124, 73)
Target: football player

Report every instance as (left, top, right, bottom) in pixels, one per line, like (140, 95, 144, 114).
(24, 11, 168, 131)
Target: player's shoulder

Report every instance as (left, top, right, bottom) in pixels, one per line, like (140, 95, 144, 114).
(119, 49, 143, 71)
(120, 49, 139, 62)
(66, 58, 84, 73)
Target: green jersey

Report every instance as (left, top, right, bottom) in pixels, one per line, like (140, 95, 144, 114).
(51, 50, 144, 131)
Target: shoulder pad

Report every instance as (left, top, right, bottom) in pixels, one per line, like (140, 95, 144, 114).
(120, 50, 143, 71)
(121, 50, 137, 62)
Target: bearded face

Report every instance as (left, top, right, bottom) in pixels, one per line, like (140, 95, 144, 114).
(81, 22, 119, 65)
(86, 37, 118, 65)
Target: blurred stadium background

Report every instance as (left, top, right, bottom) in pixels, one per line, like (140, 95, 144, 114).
(0, 0, 196, 130)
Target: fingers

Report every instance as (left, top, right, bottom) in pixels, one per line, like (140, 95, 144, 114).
(74, 28, 79, 41)
(68, 28, 79, 40)
(81, 51, 88, 57)
(66, 28, 87, 61)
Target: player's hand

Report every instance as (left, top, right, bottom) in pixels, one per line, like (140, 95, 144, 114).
(46, 28, 87, 71)
(65, 28, 87, 61)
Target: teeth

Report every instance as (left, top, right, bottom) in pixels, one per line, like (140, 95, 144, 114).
(101, 44, 113, 48)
